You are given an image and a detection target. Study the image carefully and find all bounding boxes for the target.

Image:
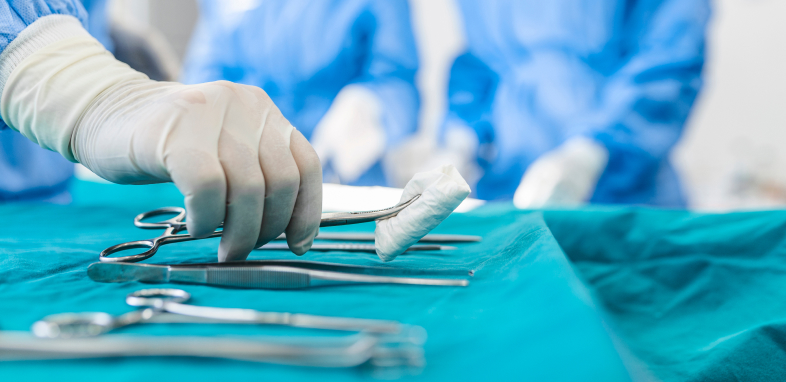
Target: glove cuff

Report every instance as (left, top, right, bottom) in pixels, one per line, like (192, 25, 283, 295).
(0, 15, 147, 161)
(0, 15, 88, 95)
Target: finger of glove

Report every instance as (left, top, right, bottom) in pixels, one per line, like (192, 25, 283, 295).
(168, 150, 227, 238)
(255, 116, 300, 247)
(216, 129, 266, 262)
(286, 129, 322, 255)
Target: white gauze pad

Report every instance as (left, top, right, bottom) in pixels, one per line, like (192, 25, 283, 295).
(375, 164, 471, 262)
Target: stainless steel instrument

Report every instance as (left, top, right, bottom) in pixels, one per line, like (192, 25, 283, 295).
(276, 232, 482, 243)
(256, 243, 456, 253)
(87, 261, 470, 289)
(101, 195, 421, 263)
(1, 331, 424, 369)
(31, 288, 415, 338)
(20, 288, 426, 369)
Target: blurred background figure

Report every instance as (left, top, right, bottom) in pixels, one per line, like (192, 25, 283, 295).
(431, 0, 711, 208)
(2, 0, 785, 211)
(402, 0, 786, 211)
(180, 0, 419, 187)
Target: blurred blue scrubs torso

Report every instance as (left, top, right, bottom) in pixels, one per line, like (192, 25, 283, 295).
(444, 0, 710, 206)
(181, 0, 419, 186)
(0, 0, 109, 202)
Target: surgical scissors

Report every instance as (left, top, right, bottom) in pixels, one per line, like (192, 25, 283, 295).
(32, 288, 421, 339)
(101, 195, 420, 263)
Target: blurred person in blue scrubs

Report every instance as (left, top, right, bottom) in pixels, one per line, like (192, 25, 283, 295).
(441, 0, 710, 208)
(181, 0, 419, 187)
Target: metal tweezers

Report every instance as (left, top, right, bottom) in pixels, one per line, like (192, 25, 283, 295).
(277, 232, 482, 243)
(256, 243, 456, 253)
(87, 260, 471, 289)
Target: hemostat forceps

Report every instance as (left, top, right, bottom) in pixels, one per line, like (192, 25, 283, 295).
(31, 288, 416, 339)
(101, 195, 420, 263)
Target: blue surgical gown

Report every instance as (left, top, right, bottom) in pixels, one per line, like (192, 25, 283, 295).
(0, 0, 109, 202)
(181, 0, 419, 186)
(444, 0, 710, 207)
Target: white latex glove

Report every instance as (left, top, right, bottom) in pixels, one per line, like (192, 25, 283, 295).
(0, 16, 322, 261)
(310, 84, 386, 184)
(513, 137, 608, 209)
(375, 165, 471, 262)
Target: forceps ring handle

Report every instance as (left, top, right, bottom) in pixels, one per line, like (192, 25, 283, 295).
(100, 239, 161, 263)
(126, 288, 191, 308)
(100, 231, 223, 263)
(134, 207, 188, 230)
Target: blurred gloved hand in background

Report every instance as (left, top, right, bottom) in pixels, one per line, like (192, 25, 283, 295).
(0, 15, 322, 261)
(513, 137, 608, 209)
(311, 85, 386, 185)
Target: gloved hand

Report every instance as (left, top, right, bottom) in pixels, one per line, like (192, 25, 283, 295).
(310, 84, 386, 184)
(513, 137, 608, 208)
(0, 15, 321, 261)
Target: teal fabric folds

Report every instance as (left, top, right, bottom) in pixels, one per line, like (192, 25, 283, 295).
(0, 181, 630, 381)
(544, 208, 786, 381)
(8, 180, 786, 381)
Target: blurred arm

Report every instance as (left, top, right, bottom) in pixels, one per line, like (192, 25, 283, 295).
(354, 0, 420, 148)
(312, 0, 420, 185)
(515, 0, 711, 207)
(179, 0, 233, 84)
(587, 0, 711, 204)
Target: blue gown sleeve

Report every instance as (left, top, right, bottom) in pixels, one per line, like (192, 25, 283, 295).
(354, 0, 419, 147)
(0, 0, 88, 130)
(0, 0, 87, 52)
(588, 0, 711, 204)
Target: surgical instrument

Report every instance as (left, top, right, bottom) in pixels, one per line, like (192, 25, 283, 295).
(1, 331, 423, 368)
(31, 288, 418, 338)
(256, 243, 456, 253)
(101, 195, 420, 263)
(87, 262, 470, 288)
(276, 232, 482, 243)
(135, 259, 472, 276)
